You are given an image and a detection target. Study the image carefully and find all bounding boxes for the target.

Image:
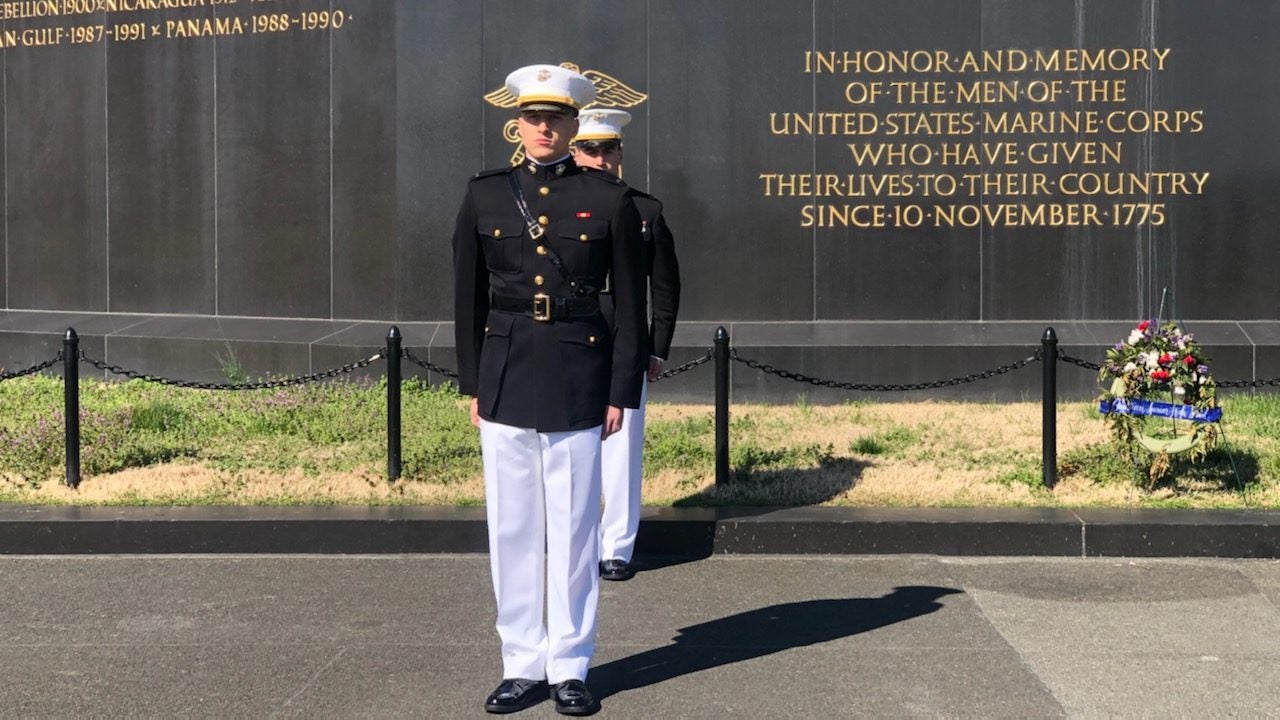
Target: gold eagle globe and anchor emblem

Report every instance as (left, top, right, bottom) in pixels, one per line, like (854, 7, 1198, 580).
(485, 62, 648, 166)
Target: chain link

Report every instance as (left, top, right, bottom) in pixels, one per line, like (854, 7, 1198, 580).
(1057, 352, 1102, 371)
(0, 352, 64, 382)
(1064, 348, 1280, 386)
(654, 349, 714, 380)
(402, 349, 459, 379)
(79, 352, 383, 390)
(1217, 377, 1280, 388)
(730, 349, 1042, 392)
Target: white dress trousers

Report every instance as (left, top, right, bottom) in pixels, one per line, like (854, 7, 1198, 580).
(600, 380, 647, 563)
(479, 418, 602, 684)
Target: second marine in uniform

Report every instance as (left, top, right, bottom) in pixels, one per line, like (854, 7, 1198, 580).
(572, 108, 681, 582)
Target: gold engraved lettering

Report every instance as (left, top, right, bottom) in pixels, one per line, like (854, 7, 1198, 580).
(1069, 79, 1127, 103)
(800, 204, 889, 228)
(769, 112, 879, 136)
(846, 143, 935, 167)
(982, 110, 1102, 135)
(935, 142, 1020, 167)
(934, 203, 1103, 228)
(1, 0, 60, 19)
(166, 15, 243, 38)
(21, 26, 64, 45)
(1058, 172, 1209, 196)
(802, 48, 1170, 74)
(958, 173, 1053, 197)
(775, 45, 1201, 229)
(954, 80, 1018, 104)
(888, 81, 948, 104)
(1104, 109, 1204, 134)
(1025, 141, 1122, 166)
(879, 111, 976, 136)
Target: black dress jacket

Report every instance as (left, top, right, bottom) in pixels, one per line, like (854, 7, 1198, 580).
(453, 158, 648, 432)
(599, 190, 681, 361)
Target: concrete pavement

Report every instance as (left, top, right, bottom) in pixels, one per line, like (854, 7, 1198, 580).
(1, 554, 1278, 717)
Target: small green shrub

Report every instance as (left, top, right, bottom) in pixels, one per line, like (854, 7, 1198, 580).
(850, 424, 918, 457)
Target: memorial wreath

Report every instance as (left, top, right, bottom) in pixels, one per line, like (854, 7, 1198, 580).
(1097, 319, 1221, 483)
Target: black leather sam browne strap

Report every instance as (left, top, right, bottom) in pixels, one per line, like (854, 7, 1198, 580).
(506, 172, 597, 297)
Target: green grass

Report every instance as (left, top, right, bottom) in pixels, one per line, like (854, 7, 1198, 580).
(0, 375, 478, 489)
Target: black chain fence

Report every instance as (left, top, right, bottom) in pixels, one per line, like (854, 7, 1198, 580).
(1058, 350, 1280, 387)
(5, 343, 1276, 393)
(1217, 377, 1280, 389)
(5, 325, 1280, 491)
(1059, 352, 1102, 372)
(8, 345, 1275, 393)
(402, 350, 459, 380)
(655, 349, 714, 380)
(0, 352, 64, 382)
(79, 351, 383, 390)
(730, 348, 1043, 392)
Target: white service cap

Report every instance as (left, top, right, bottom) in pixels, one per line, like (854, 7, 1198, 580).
(574, 109, 632, 142)
(505, 64, 596, 113)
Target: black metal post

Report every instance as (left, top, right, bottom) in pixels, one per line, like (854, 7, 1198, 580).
(63, 328, 80, 488)
(1041, 327, 1058, 489)
(386, 326, 402, 482)
(714, 326, 730, 486)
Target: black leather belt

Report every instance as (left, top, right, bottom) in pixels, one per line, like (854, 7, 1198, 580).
(492, 294, 599, 322)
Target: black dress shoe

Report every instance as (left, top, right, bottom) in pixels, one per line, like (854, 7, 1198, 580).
(484, 678, 547, 714)
(552, 679, 597, 716)
(599, 558, 635, 581)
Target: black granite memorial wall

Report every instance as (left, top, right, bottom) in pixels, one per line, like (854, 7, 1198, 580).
(1, 0, 1277, 401)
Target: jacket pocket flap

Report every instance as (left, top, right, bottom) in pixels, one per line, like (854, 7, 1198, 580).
(555, 322, 605, 348)
(479, 216, 525, 240)
(557, 218, 609, 242)
(484, 311, 515, 337)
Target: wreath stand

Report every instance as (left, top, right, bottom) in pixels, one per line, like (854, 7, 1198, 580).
(1099, 392, 1247, 498)
(1098, 291, 1247, 496)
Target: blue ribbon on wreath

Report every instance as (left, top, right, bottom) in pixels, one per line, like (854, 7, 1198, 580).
(1099, 398, 1222, 423)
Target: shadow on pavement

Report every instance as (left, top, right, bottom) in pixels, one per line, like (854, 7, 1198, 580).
(590, 585, 962, 703)
(632, 506, 781, 572)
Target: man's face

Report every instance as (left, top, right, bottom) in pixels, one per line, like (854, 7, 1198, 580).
(572, 142, 624, 177)
(517, 109, 578, 162)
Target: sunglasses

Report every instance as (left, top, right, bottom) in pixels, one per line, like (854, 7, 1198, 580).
(576, 141, 622, 154)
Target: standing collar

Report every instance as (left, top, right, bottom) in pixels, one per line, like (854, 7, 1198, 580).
(522, 155, 578, 180)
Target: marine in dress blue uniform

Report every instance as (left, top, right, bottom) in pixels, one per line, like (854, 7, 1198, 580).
(572, 109, 682, 582)
(454, 65, 647, 716)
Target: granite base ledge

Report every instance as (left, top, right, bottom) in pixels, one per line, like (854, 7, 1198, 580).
(0, 505, 1276, 558)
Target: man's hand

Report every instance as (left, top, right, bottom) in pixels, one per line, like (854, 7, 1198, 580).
(469, 397, 480, 428)
(647, 356, 664, 383)
(602, 405, 624, 439)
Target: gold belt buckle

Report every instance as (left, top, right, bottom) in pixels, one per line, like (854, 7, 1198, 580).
(532, 293, 552, 322)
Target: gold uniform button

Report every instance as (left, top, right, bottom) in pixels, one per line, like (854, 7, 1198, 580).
(534, 275, 545, 286)
(537, 215, 549, 226)
(538, 186, 550, 196)
(589, 335, 597, 344)
(536, 245, 547, 255)
(492, 229, 502, 237)
(484, 326, 489, 332)
(579, 233, 589, 242)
